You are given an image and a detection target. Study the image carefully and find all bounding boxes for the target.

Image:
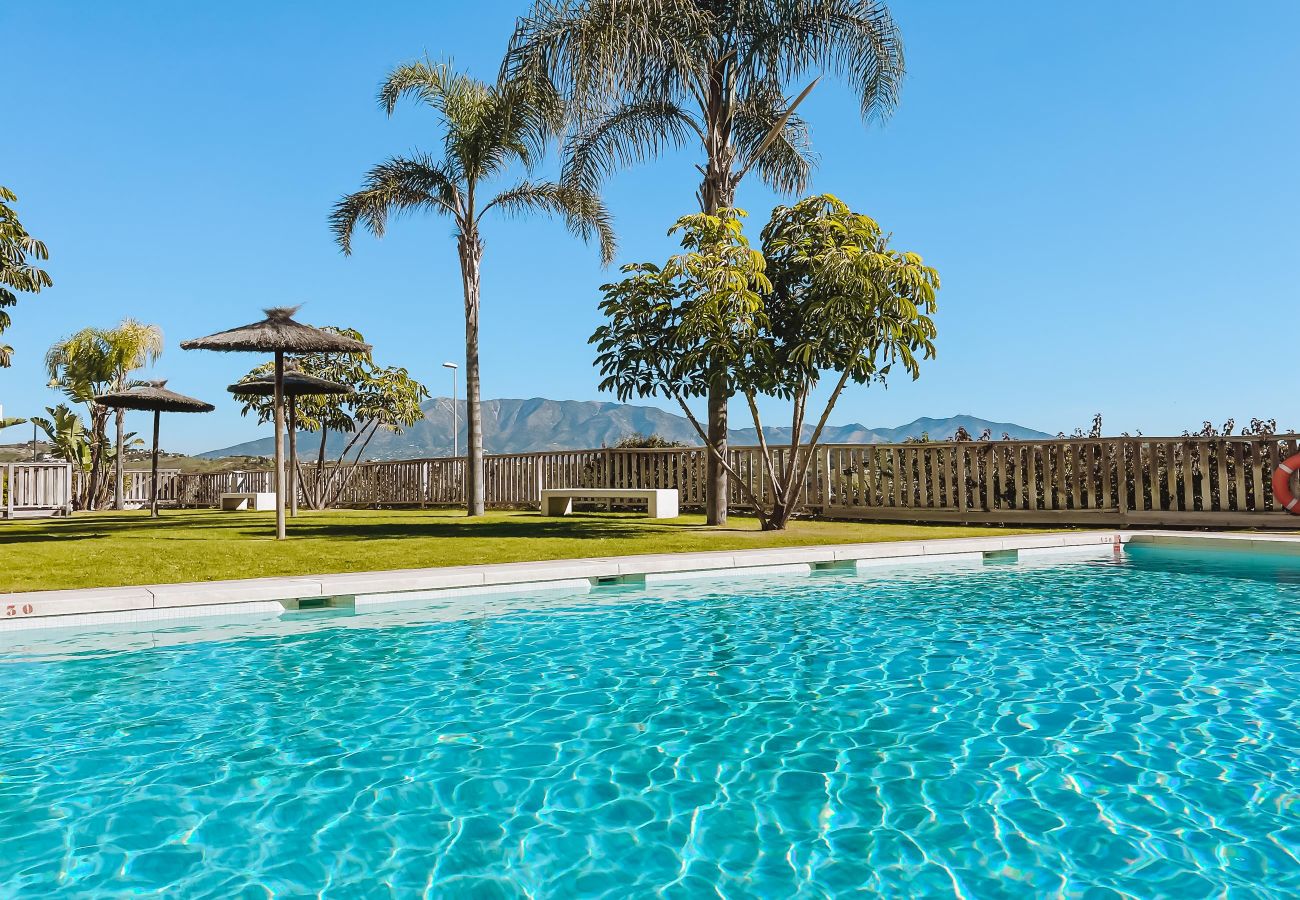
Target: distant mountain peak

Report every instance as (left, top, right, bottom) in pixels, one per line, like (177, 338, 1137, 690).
(200, 398, 1050, 460)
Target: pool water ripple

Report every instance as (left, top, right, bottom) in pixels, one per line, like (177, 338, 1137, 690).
(1, 549, 1298, 897)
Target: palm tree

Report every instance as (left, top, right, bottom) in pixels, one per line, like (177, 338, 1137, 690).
(46, 319, 163, 509)
(507, 0, 905, 524)
(332, 59, 616, 516)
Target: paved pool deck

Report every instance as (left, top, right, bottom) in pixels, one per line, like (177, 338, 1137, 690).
(1, 530, 1294, 633)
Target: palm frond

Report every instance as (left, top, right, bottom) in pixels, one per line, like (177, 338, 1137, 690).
(330, 154, 462, 254)
(734, 88, 816, 196)
(744, 0, 904, 122)
(562, 98, 701, 194)
(453, 74, 563, 181)
(378, 58, 466, 117)
(505, 0, 710, 128)
(483, 180, 617, 265)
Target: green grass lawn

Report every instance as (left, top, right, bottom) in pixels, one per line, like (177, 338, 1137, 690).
(0, 508, 1058, 594)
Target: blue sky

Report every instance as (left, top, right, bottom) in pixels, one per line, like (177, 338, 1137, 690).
(3, 1, 1298, 453)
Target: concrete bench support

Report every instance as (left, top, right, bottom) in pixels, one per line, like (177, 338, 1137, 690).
(541, 488, 679, 519)
(220, 492, 277, 511)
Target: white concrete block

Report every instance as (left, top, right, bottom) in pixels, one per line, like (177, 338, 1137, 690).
(614, 552, 738, 576)
(728, 547, 838, 568)
(643, 563, 812, 585)
(355, 578, 592, 610)
(478, 559, 619, 585)
(921, 538, 1007, 555)
(0, 586, 155, 621)
(0, 600, 283, 633)
(314, 569, 485, 596)
(831, 542, 926, 562)
(149, 578, 325, 608)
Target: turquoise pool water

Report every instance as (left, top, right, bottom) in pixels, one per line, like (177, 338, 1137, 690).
(1, 547, 1298, 897)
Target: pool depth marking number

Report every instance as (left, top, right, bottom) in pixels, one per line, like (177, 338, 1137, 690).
(5, 604, 35, 617)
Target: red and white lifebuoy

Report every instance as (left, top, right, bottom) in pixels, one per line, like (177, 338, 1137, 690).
(1272, 452, 1300, 514)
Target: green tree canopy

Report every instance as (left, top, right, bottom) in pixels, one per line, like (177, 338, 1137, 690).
(0, 186, 53, 367)
(233, 327, 429, 510)
(592, 194, 939, 529)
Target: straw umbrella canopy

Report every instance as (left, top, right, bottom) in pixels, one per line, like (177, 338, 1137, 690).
(228, 366, 352, 517)
(93, 380, 214, 518)
(181, 307, 370, 539)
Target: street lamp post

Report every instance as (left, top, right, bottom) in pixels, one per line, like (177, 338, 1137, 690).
(442, 362, 459, 459)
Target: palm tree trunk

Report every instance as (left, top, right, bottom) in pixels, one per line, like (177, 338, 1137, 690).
(114, 408, 125, 510)
(700, 122, 738, 526)
(458, 232, 486, 517)
(91, 408, 112, 510)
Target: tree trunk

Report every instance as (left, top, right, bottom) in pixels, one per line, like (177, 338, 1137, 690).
(288, 401, 298, 517)
(85, 409, 107, 510)
(700, 71, 739, 526)
(150, 409, 160, 519)
(706, 376, 729, 525)
(114, 408, 125, 510)
(765, 500, 789, 531)
(273, 350, 286, 539)
(459, 231, 486, 517)
(700, 161, 736, 527)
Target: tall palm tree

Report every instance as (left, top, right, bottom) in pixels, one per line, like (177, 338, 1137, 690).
(332, 60, 616, 516)
(507, 0, 905, 524)
(46, 319, 163, 509)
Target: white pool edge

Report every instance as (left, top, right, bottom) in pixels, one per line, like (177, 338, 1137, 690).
(3, 530, 1292, 633)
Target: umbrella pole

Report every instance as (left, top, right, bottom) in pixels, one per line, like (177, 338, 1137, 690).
(288, 399, 298, 518)
(150, 409, 160, 519)
(274, 350, 286, 539)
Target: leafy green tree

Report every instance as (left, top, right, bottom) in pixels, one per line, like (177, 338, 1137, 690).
(234, 328, 430, 510)
(0, 186, 53, 368)
(508, 0, 906, 525)
(332, 59, 616, 517)
(593, 194, 938, 529)
(45, 319, 163, 509)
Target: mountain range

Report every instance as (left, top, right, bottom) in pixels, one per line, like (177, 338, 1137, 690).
(200, 398, 1051, 460)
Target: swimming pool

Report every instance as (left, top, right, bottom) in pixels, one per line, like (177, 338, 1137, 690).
(1, 545, 1297, 896)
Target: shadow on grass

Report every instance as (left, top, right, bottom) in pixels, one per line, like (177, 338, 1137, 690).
(0, 509, 722, 544)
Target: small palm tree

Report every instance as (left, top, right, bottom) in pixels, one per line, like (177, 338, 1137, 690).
(507, 0, 905, 524)
(46, 319, 163, 509)
(332, 60, 616, 516)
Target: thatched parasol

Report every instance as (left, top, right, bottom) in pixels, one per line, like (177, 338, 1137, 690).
(182, 307, 369, 539)
(93, 381, 214, 518)
(228, 366, 352, 517)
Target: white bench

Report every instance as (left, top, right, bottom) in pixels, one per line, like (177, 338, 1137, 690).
(220, 492, 277, 511)
(541, 488, 679, 519)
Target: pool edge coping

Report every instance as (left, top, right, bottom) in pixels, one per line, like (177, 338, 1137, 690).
(4, 529, 1294, 631)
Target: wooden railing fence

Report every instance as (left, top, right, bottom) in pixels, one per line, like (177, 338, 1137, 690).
(817, 436, 1300, 527)
(119, 469, 181, 505)
(2, 463, 73, 518)
(163, 435, 1300, 528)
(70, 469, 183, 507)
